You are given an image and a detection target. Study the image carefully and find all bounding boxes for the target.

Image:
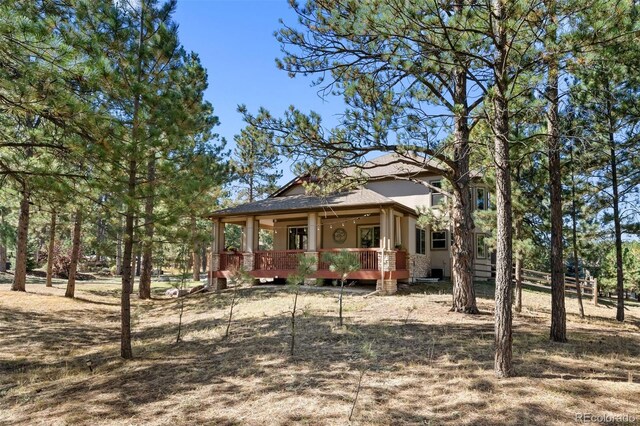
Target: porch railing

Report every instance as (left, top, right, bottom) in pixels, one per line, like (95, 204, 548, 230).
(218, 249, 408, 272)
(254, 250, 304, 270)
(395, 250, 407, 270)
(317, 248, 379, 271)
(220, 251, 243, 271)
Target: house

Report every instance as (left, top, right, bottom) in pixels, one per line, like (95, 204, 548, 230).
(207, 153, 492, 294)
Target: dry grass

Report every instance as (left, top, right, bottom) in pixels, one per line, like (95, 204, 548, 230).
(1, 272, 639, 425)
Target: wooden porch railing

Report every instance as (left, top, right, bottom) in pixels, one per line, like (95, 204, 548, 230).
(220, 252, 243, 271)
(395, 250, 407, 270)
(254, 250, 304, 270)
(317, 248, 380, 271)
(218, 249, 409, 273)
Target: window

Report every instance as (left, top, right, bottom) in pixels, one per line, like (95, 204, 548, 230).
(476, 188, 487, 210)
(416, 228, 427, 254)
(358, 226, 380, 248)
(476, 234, 487, 259)
(288, 226, 307, 250)
(431, 231, 447, 250)
(430, 179, 444, 206)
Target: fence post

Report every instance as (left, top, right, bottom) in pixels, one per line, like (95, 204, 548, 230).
(593, 278, 598, 306)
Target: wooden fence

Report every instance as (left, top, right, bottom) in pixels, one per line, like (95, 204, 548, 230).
(473, 263, 600, 304)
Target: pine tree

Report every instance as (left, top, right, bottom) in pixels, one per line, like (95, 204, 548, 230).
(232, 124, 282, 203)
(569, 1, 640, 322)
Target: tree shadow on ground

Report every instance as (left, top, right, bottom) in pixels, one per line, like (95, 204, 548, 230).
(1, 286, 639, 425)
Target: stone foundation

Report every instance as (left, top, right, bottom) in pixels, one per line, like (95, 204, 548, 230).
(212, 277, 227, 291)
(376, 279, 397, 295)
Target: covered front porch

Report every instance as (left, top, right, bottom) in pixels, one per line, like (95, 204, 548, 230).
(208, 205, 422, 294)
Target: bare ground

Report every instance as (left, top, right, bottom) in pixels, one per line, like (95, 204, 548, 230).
(0, 273, 639, 425)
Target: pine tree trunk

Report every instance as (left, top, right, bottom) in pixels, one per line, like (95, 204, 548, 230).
(139, 154, 155, 299)
(492, 0, 514, 377)
(46, 210, 57, 287)
(0, 244, 5, 273)
(65, 209, 82, 298)
(606, 84, 625, 322)
(611, 141, 625, 322)
(0, 211, 7, 273)
(569, 149, 585, 318)
(514, 218, 523, 313)
(116, 215, 123, 275)
(192, 215, 200, 281)
(449, 65, 478, 314)
(11, 189, 30, 292)
(121, 157, 136, 360)
(546, 9, 567, 342)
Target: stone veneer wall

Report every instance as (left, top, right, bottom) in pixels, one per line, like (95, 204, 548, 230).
(408, 254, 430, 280)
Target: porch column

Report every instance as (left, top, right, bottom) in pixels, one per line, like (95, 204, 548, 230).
(307, 212, 317, 251)
(211, 220, 226, 291)
(212, 220, 220, 287)
(244, 216, 255, 253)
(215, 221, 225, 252)
(380, 209, 388, 250)
(305, 212, 319, 285)
(388, 208, 395, 249)
(377, 208, 397, 295)
(243, 216, 255, 272)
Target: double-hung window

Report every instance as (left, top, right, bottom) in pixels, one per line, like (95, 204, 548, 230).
(431, 231, 447, 250)
(430, 179, 444, 206)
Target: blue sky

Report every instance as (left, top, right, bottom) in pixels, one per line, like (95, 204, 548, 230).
(173, 0, 345, 183)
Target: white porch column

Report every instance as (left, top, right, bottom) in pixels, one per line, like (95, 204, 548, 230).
(216, 221, 226, 252)
(253, 220, 260, 251)
(211, 220, 220, 254)
(307, 212, 317, 251)
(377, 208, 397, 295)
(245, 216, 255, 253)
(388, 208, 395, 249)
(242, 217, 255, 273)
(380, 209, 388, 249)
(210, 220, 224, 289)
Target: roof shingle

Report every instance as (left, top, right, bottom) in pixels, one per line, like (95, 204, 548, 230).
(209, 188, 413, 217)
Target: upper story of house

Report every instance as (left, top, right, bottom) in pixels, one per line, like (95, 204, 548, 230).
(269, 153, 491, 214)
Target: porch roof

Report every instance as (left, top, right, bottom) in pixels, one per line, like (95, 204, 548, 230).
(208, 188, 416, 218)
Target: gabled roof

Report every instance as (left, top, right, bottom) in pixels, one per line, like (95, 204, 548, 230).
(208, 188, 416, 218)
(343, 152, 448, 179)
(272, 153, 446, 198)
